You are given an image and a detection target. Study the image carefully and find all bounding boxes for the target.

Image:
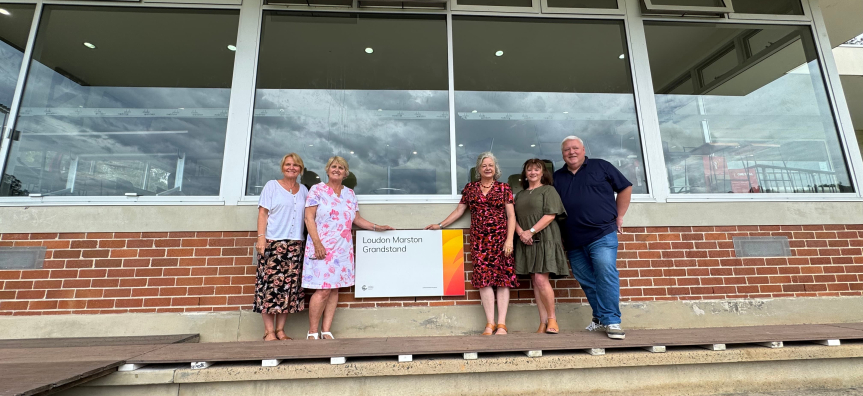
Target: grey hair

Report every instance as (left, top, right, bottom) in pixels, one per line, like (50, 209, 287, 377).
(475, 152, 502, 181)
(561, 136, 585, 149)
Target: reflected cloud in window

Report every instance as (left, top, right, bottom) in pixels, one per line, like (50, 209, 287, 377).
(645, 22, 853, 194)
(453, 17, 647, 195)
(3, 6, 239, 197)
(247, 13, 450, 196)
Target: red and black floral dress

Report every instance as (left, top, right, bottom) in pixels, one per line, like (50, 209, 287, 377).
(460, 181, 519, 289)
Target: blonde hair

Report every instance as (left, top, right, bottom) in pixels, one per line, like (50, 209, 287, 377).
(280, 153, 304, 171)
(475, 152, 502, 181)
(325, 156, 350, 177)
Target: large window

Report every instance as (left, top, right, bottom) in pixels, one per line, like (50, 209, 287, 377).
(645, 22, 853, 194)
(247, 13, 450, 196)
(0, 4, 35, 196)
(452, 17, 647, 194)
(2, 6, 239, 197)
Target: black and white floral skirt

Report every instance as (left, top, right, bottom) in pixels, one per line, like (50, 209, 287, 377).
(253, 239, 305, 314)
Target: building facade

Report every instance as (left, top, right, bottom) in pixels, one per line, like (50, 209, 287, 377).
(1, 0, 862, 338)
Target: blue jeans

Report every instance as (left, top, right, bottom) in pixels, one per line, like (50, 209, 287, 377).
(567, 231, 621, 325)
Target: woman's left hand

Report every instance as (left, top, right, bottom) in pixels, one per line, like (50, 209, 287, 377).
(503, 239, 514, 257)
(376, 225, 395, 231)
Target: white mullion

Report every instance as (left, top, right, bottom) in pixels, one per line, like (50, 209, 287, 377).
(808, 0, 863, 197)
(447, 11, 458, 196)
(0, 1, 42, 181)
(218, 0, 264, 205)
(623, 0, 667, 202)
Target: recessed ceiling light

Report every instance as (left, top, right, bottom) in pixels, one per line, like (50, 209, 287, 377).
(0, 8, 10, 16)
(365, 47, 374, 54)
(563, 111, 568, 114)
(471, 110, 477, 113)
(619, 54, 625, 59)
(458, 144, 463, 147)
(378, 109, 382, 111)
(530, 144, 536, 147)
(495, 50, 504, 57)
(308, 144, 313, 147)
(413, 151, 417, 155)
(350, 151, 354, 154)
(83, 42, 96, 49)
(227, 45, 237, 51)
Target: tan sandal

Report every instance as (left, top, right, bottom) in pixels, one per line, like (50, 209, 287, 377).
(275, 328, 291, 340)
(481, 323, 496, 336)
(546, 318, 559, 334)
(536, 322, 547, 334)
(494, 324, 508, 335)
(263, 330, 278, 341)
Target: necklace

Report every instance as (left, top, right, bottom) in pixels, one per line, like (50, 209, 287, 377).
(527, 185, 541, 194)
(480, 181, 494, 189)
(278, 179, 297, 193)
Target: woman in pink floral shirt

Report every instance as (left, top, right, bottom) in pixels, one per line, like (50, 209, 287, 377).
(303, 156, 393, 340)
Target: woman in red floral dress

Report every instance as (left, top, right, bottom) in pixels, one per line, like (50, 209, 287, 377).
(426, 152, 518, 335)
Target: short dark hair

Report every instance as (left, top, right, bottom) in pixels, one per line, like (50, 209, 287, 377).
(520, 158, 553, 190)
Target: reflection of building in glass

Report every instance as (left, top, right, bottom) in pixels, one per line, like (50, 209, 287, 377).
(1, 6, 238, 197)
(647, 23, 852, 194)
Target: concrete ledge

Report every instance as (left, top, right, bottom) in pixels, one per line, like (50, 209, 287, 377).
(2, 297, 862, 342)
(3, 201, 863, 233)
(59, 344, 863, 396)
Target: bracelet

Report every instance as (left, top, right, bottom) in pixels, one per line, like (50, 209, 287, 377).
(257, 234, 265, 238)
(438, 222, 444, 229)
(373, 224, 377, 231)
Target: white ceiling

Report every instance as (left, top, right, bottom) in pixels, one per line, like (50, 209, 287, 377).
(31, 6, 239, 88)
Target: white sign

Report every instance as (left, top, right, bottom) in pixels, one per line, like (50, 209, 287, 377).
(355, 229, 465, 298)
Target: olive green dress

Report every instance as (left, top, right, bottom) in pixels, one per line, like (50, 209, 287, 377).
(514, 185, 568, 276)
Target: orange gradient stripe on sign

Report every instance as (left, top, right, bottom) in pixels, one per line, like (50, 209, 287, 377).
(441, 229, 465, 296)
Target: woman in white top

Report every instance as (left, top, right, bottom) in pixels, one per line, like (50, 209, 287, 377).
(255, 153, 309, 341)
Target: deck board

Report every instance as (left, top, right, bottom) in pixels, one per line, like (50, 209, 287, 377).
(0, 334, 197, 396)
(826, 323, 863, 332)
(0, 334, 199, 349)
(0, 361, 121, 396)
(127, 324, 863, 364)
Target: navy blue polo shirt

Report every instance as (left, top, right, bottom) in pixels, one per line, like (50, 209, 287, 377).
(553, 157, 632, 250)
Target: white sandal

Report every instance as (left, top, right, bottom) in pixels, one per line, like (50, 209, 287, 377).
(306, 332, 319, 340)
(321, 332, 335, 340)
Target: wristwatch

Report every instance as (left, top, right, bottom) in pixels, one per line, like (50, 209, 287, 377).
(438, 223, 444, 229)
(529, 227, 536, 234)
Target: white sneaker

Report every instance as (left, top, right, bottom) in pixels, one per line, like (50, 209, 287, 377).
(585, 318, 605, 332)
(606, 324, 625, 340)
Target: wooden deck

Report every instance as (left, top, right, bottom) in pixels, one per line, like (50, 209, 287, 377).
(2, 324, 863, 395)
(0, 334, 197, 396)
(126, 323, 863, 364)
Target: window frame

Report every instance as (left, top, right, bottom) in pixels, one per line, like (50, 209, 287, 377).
(539, 0, 624, 15)
(638, 14, 861, 200)
(451, 0, 541, 14)
(641, 0, 734, 16)
(0, 0, 858, 207)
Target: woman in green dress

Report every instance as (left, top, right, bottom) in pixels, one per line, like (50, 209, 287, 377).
(514, 158, 568, 334)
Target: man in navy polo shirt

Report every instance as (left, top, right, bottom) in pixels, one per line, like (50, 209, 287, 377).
(554, 136, 632, 340)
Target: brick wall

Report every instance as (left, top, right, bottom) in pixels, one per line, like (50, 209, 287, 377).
(1, 225, 862, 316)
